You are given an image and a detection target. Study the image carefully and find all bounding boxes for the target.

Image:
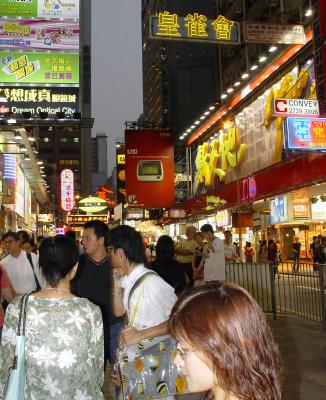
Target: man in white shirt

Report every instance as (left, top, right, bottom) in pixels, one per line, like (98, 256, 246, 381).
(108, 225, 177, 347)
(1, 232, 44, 294)
(224, 230, 239, 261)
(200, 224, 226, 282)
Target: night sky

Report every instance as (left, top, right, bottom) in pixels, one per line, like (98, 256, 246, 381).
(91, 0, 143, 175)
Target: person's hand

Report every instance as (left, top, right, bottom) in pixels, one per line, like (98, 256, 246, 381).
(120, 327, 142, 347)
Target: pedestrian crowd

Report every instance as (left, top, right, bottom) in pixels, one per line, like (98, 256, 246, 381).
(0, 222, 284, 400)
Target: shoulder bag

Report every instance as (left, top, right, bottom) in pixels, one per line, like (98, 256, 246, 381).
(4, 294, 29, 400)
(118, 272, 188, 399)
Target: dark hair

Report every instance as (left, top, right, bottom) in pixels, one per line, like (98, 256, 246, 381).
(17, 230, 30, 241)
(156, 235, 175, 261)
(37, 235, 45, 242)
(200, 224, 214, 234)
(106, 225, 146, 265)
(169, 284, 282, 400)
(39, 235, 79, 287)
(2, 232, 19, 242)
(65, 230, 77, 241)
(246, 241, 252, 247)
(22, 239, 34, 247)
(83, 220, 109, 242)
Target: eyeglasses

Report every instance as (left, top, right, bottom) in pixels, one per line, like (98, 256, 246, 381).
(176, 342, 194, 360)
(4, 239, 16, 245)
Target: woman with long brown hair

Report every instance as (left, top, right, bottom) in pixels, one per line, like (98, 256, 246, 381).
(169, 283, 282, 400)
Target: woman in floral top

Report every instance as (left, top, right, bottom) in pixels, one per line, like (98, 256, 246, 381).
(0, 235, 105, 400)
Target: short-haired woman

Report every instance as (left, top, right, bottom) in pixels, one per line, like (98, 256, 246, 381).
(169, 283, 282, 400)
(0, 235, 105, 399)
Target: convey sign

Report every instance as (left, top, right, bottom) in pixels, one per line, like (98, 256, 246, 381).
(273, 98, 319, 117)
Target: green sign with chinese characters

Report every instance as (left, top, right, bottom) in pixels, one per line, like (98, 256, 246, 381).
(0, 52, 79, 84)
(0, 0, 37, 18)
(0, 0, 79, 19)
(150, 12, 240, 44)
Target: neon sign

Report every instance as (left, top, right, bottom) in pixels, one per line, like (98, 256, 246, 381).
(285, 117, 326, 150)
(150, 12, 240, 44)
(60, 169, 74, 211)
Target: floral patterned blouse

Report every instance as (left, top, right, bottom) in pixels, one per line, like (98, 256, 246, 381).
(0, 296, 105, 400)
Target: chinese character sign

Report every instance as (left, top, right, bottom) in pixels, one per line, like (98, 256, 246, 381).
(193, 127, 247, 195)
(0, 51, 79, 84)
(0, 0, 79, 19)
(0, 19, 79, 51)
(61, 169, 74, 212)
(2, 86, 79, 117)
(285, 117, 326, 150)
(151, 12, 239, 44)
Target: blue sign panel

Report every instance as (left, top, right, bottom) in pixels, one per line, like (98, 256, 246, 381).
(284, 117, 326, 151)
(270, 195, 288, 224)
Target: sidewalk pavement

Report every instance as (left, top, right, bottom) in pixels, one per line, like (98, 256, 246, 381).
(103, 315, 326, 400)
(268, 314, 326, 400)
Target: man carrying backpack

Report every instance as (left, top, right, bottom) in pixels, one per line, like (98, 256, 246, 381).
(1, 232, 44, 295)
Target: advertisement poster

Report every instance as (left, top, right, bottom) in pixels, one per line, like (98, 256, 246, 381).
(0, 51, 79, 84)
(270, 196, 288, 224)
(0, 19, 79, 51)
(125, 130, 175, 208)
(2, 86, 79, 117)
(284, 117, 326, 151)
(243, 22, 305, 44)
(0, 0, 79, 19)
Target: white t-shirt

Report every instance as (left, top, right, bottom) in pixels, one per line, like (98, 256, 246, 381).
(121, 264, 177, 330)
(224, 242, 238, 260)
(204, 237, 226, 282)
(1, 250, 45, 294)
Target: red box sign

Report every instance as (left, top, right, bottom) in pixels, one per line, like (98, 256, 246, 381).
(125, 130, 175, 208)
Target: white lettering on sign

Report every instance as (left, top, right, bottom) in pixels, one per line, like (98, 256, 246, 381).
(127, 149, 138, 155)
(273, 98, 320, 117)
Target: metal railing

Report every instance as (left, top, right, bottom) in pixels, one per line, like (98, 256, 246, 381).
(226, 261, 326, 329)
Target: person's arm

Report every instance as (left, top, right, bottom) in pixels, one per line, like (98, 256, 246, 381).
(88, 305, 104, 388)
(120, 321, 168, 347)
(0, 301, 19, 396)
(0, 267, 16, 302)
(175, 247, 193, 256)
(111, 270, 126, 317)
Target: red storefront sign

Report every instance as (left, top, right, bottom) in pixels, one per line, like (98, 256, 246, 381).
(182, 153, 326, 214)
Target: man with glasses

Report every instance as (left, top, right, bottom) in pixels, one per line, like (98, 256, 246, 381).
(108, 225, 177, 346)
(1, 232, 44, 294)
(74, 220, 123, 376)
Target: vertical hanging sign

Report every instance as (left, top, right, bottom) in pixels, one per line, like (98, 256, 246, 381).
(60, 169, 74, 211)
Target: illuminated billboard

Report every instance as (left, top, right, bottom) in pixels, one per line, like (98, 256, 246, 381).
(150, 12, 240, 44)
(0, 19, 79, 51)
(60, 169, 74, 212)
(125, 130, 175, 208)
(0, 51, 79, 84)
(0, 0, 79, 19)
(3, 86, 79, 117)
(284, 117, 326, 151)
(270, 196, 288, 224)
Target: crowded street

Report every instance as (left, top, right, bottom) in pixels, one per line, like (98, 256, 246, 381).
(0, 1, 326, 399)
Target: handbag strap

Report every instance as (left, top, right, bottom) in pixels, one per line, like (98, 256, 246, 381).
(127, 271, 157, 326)
(17, 294, 29, 336)
(26, 253, 41, 292)
(127, 271, 157, 311)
